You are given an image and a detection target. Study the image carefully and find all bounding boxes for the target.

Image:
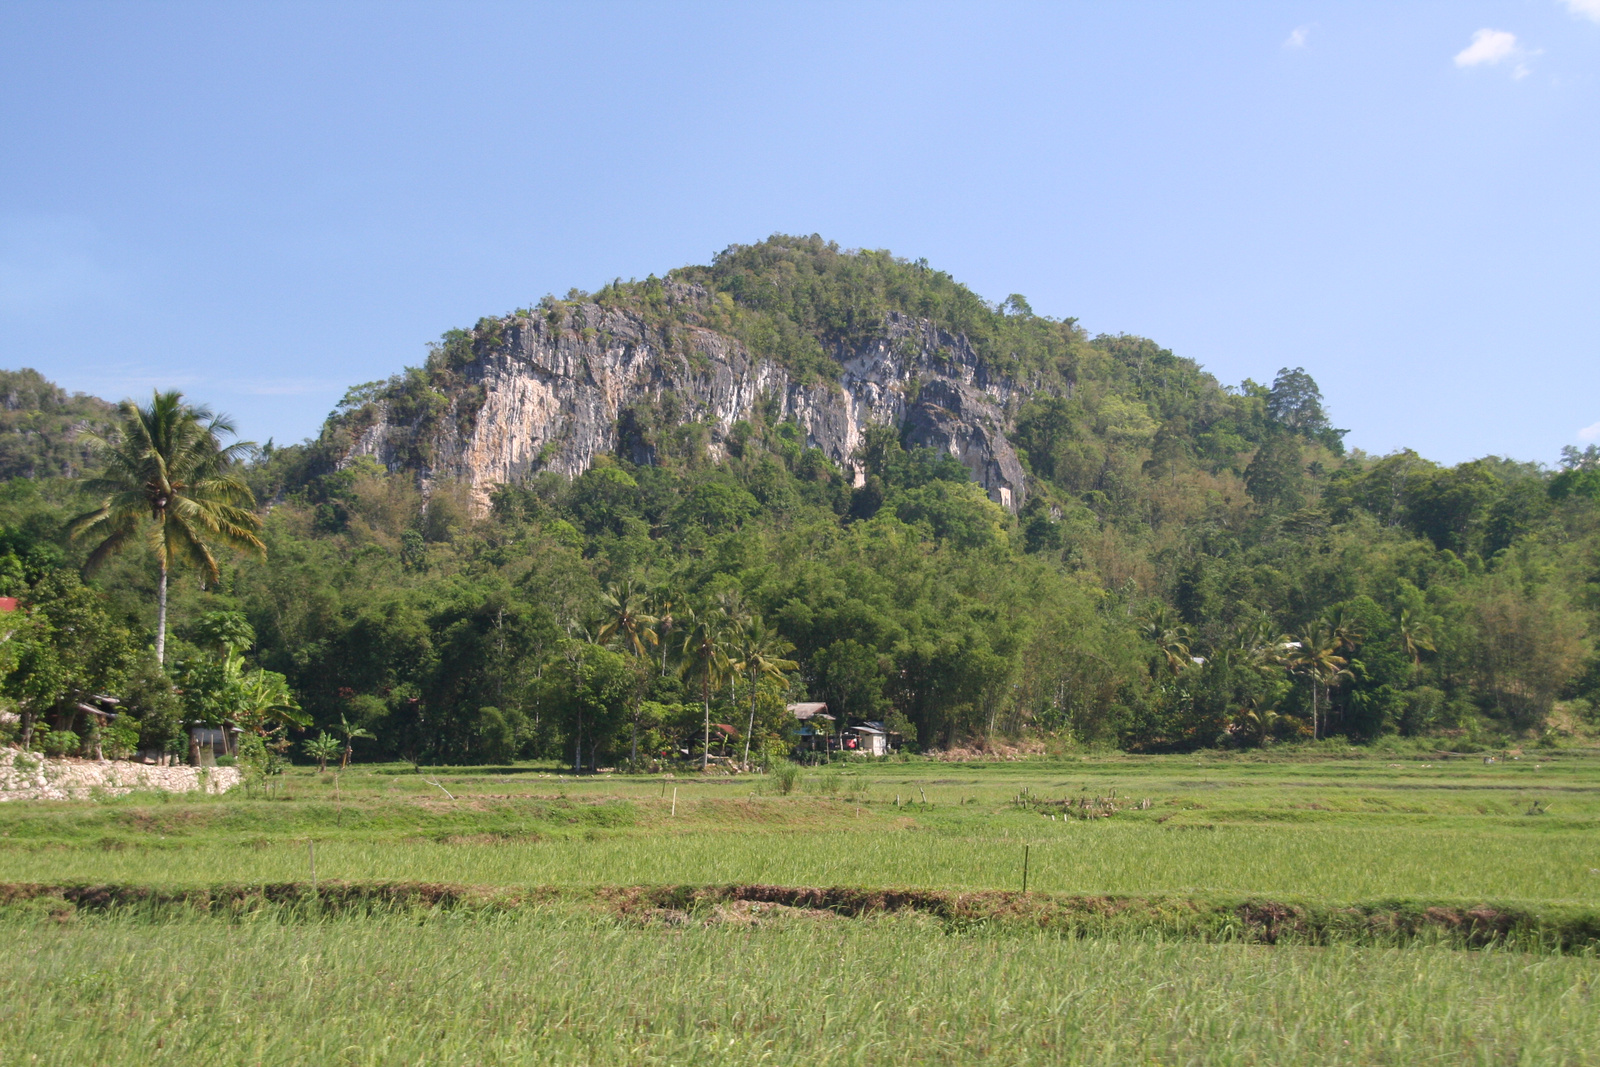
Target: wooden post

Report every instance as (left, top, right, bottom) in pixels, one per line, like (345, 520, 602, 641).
(671, 787, 677, 817)
(1022, 844, 1029, 894)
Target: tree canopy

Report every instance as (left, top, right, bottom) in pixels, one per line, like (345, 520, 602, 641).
(1, 241, 1596, 763)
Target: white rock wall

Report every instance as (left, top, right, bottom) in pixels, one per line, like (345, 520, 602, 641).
(348, 299, 1028, 514)
(0, 748, 241, 801)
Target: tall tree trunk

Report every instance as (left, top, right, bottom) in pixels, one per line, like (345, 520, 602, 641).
(573, 707, 583, 774)
(742, 670, 757, 772)
(156, 558, 169, 665)
(727, 675, 737, 767)
(702, 677, 710, 772)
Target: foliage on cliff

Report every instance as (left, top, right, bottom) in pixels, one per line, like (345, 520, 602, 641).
(0, 236, 1596, 762)
(0, 368, 115, 480)
(3, 360, 1598, 765)
(301, 236, 1346, 500)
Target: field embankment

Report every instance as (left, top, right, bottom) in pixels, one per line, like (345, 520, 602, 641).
(4, 753, 1600, 1065)
(5, 878, 1600, 951)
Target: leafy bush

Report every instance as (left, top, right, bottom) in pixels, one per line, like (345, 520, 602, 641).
(101, 714, 141, 760)
(771, 762, 801, 795)
(39, 728, 79, 758)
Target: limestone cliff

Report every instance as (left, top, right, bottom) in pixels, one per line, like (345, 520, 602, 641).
(341, 284, 1029, 512)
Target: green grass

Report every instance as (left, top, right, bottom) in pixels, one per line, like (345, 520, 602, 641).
(5, 822, 1599, 904)
(3, 751, 1598, 905)
(6, 750, 1600, 1064)
(4, 909, 1597, 1066)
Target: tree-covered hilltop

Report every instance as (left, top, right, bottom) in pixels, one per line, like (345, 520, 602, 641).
(1, 238, 1597, 765)
(293, 235, 1343, 502)
(0, 368, 116, 481)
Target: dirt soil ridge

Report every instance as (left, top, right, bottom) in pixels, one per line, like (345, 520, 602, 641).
(3, 880, 1596, 950)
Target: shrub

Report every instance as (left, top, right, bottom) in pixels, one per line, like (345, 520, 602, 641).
(40, 728, 79, 758)
(101, 714, 141, 760)
(771, 762, 801, 795)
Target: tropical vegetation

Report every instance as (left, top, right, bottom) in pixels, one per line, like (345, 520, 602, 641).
(0, 238, 1596, 766)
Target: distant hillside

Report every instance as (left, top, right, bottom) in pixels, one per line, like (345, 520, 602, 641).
(6, 239, 1594, 760)
(304, 235, 1344, 516)
(0, 368, 116, 480)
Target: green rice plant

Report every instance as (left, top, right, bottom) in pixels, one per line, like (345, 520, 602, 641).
(4, 821, 1598, 905)
(5, 752, 1600, 907)
(3, 911, 1598, 1065)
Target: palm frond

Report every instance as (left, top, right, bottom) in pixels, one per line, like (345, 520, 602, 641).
(165, 508, 222, 585)
(80, 516, 138, 574)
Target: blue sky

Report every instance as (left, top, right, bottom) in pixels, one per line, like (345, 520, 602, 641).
(2, 1, 1597, 465)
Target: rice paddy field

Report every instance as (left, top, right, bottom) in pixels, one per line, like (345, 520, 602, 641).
(5, 747, 1600, 1064)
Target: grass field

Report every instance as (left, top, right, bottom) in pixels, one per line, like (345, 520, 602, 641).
(4, 748, 1600, 1064)
(4, 750, 1598, 903)
(4, 910, 1598, 1066)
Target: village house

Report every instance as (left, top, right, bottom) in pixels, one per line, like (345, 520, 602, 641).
(786, 702, 897, 757)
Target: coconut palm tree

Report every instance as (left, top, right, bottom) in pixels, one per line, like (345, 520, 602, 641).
(1139, 606, 1193, 676)
(597, 580, 658, 658)
(1286, 621, 1351, 741)
(69, 391, 263, 664)
(1231, 696, 1280, 746)
(729, 617, 797, 771)
(646, 590, 676, 677)
(1232, 613, 1293, 673)
(678, 605, 731, 771)
(1397, 607, 1436, 672)
(597, 581, 658, 768)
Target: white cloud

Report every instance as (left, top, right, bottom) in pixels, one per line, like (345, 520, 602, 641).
(1560, 0, 1600, 24)
(1283, 25, 1311, 49)
(1456, 28, 1520, 66)
(1580, 422, 1600, 443)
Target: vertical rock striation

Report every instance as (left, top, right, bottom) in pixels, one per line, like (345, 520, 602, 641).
(345, 290, 1028, 512)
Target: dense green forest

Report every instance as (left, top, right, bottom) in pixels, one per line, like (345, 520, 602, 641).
(3, 237, 1597, 768)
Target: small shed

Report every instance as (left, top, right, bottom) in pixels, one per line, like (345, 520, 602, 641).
(847, 724, 889, 757)
(188, 723, 242, 766)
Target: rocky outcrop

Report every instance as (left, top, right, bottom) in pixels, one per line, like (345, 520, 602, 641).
(0, 748, 241, 801)
(347, 289, 1028, 512)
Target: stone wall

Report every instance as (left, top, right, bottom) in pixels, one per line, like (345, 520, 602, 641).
(0, 748, 241, 801)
